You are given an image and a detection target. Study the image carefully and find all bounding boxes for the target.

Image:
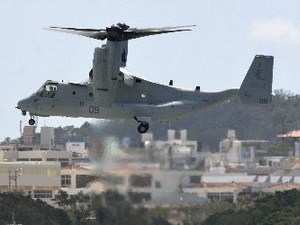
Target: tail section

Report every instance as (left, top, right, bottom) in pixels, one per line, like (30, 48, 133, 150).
(239, 55, 274, 104)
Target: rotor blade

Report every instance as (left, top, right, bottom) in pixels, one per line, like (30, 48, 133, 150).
(47, 27, 107, 40)
(120, 25, 195, 40)
(134, 24, 196, 31)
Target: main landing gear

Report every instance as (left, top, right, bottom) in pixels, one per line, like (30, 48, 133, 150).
(138, 122, 149, 134)
(134, 117, 150, 133)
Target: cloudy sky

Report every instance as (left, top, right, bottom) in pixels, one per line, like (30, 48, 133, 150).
(1, 0, 300, 141)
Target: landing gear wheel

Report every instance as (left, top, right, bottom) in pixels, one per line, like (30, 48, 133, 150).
(137, 122, 149, 133)
(28, 118, 35, 126)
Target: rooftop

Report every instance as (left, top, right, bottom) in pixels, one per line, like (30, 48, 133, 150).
(277, 130, 300, 138)
(186, 182, 248, 189)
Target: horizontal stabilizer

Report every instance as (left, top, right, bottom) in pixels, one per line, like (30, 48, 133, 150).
(239, 55, 274, 104)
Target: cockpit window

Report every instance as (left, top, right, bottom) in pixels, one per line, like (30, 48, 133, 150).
(35, 83, 58, 98)
(45, 84, 57, 98)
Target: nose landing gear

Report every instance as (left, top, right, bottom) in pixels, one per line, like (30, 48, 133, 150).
(19, 109, 36, 126)
(28, 116, 36, 126)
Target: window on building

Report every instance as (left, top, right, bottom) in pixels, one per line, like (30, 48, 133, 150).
(129, 174, 152, 188)
(47, 158, 57, 161)
(30, 158, 42, 161)
(61, 174, 71, 187)
(190, 175, 201, 184)
(128, 191, 151, 204)
(48, 168, 59, 177)
(58, 158, 69, 167)
(76, 175, 98, 188)
(58, 158, 69, 162)
(155, 180, 162, 188)
(207, 192, 234, 203)
(207, 192, 220, 201)
(220, 192, 234, 202)
(34, 190, 53, 198)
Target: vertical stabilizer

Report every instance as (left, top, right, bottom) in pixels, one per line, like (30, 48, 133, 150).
(239, 55, 273, 104)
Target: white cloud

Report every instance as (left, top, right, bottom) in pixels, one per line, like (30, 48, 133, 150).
(249, 18, 300, 47)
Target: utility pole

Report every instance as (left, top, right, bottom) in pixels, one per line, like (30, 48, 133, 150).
(8, 171, 12, 192)
(8, 168, 22, 192)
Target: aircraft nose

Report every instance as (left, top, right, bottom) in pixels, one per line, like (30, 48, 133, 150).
(17, 97, 32, 111)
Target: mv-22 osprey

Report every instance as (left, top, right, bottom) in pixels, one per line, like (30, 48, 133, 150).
(17, 23, 274, 133)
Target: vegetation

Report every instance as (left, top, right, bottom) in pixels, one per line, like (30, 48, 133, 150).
(3, 189, 300, 224)
(202, 189, 300, 225)
(54, 189, 170, 225)
(0, 190, 171, 225)
(0, 192, 70, 225)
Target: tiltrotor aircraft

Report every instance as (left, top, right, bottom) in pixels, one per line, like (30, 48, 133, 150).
(17, 23, 274, 133)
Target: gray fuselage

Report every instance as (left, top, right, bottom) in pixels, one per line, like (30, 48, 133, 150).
(18, 76, 238, 122)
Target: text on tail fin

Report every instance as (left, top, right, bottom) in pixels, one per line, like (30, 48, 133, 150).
(239, 55, 274, 104)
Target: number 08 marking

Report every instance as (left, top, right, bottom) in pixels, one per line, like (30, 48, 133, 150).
(89, 106, 100, 113)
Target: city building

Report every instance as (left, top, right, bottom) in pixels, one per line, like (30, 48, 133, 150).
(219, 130, 269, 167)
(17, 150, 71, 166)
(0, 161, 60, 200)
(141, 129, 205, 170)
(3, 126, 300, 206)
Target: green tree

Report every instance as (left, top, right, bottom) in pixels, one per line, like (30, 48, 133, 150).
(0, 192, 71, 225)
(54, 189, 70, 207)
(91, 190, 171, 225)
(54, 190, 92, 225)
(202, 189, 300, 225)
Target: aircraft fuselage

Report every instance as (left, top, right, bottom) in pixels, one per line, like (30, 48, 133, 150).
(18, 78, 238, 122)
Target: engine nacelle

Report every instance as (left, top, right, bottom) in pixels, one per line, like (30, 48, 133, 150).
(93, 46, 110, 107)
(92, 42, 124, 107)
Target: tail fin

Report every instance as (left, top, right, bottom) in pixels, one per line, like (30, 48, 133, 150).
(239, 55, 274, 104)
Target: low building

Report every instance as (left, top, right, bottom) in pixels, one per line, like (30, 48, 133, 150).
(0, 161, 60, 200)
(22, 126, 36, 145)
(40, 126, 55, 147)
(219, 130, 269, 167)
(66, 142, 85, 154)
(262, 182, 300, 193)
(0, 145, 18, 162)
(17, 150, 71, 166)
(66, 141, 88, 158)
(61, 165, 95, 190)
(182, 173, 300, 202)
(0, 144, 71, 166)
(141, 129, 204, 170)
(183, 182, 248, 203)
(95, 163, 206, 205)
